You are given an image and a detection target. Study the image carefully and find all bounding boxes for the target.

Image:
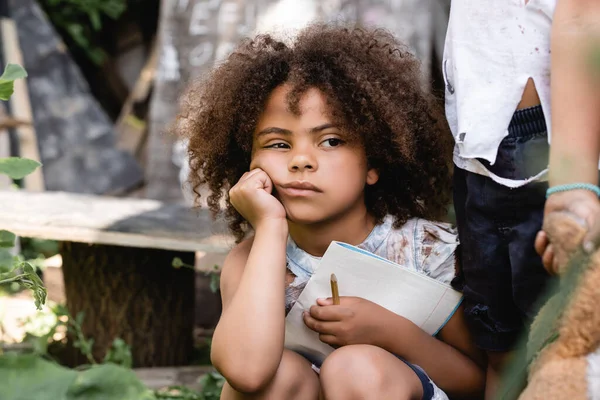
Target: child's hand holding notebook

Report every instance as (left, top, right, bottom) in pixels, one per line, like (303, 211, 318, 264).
(284, 241, 463, 366)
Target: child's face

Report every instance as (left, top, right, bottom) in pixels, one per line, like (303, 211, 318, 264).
(250, 84, 379, 225)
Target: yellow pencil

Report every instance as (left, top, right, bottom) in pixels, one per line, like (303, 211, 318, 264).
(330, 273, 340, 305)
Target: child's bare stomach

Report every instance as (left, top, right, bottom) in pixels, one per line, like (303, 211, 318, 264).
(517, 78, 542, 109)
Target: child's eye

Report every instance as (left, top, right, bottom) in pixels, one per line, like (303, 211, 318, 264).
(265, 142, 289, 149)
(321, 138, 343, 148)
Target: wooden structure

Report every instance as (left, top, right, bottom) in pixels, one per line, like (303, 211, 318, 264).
(9, 0, 144, 195)
(146, 0, 449, 203)
(0, 190, 233, 367)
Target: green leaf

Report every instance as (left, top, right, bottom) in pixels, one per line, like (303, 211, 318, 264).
(0, 353, 78, 399)
(18, 262, 47, 310)
(0, 64, 27, 101)
(0, 230, 16, 248)
(0, 248, 14, 270)
(103, 338, 132, 369)
(0, 157, 41, 179)
(75, 311, 85, 327)
(0, 354, 153, 400)
(66, 364, 150, 400)
(198, 371, 225, 400)
(209, 273, 220, 293)
(88, 10, 101, 31)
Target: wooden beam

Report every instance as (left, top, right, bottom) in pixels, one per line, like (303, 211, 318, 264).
(115, 40, 158, 161)
(0, 190, 233, 253)
(0, 17, 44, 191)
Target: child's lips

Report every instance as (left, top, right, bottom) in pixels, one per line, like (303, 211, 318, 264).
(278, 181, 322, 196)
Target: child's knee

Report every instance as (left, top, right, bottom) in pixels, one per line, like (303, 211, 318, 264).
(320, 345, 402, 397)
(224, 350, 319, 399)
(320, 345, 424, 399)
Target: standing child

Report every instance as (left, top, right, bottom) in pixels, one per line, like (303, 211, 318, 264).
(178, 25, 485, 400)
(444, 0, 600, 398)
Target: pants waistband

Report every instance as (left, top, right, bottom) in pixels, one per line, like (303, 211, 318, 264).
(507, 105, 546, 138)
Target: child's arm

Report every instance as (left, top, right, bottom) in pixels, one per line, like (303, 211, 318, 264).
(537, 0, 600, 270)
(210, 169, 289, 393)
(548, 0, 600, 189)
(305, 298, 485, 399)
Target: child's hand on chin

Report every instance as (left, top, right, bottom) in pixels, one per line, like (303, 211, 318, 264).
(302, 297, 396, 347)
(229, 168, 286, 230)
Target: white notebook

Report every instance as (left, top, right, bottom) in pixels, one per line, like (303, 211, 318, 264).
(284, 241, 463, 366)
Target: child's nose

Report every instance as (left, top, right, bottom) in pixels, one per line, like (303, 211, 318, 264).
(289, 150, 317, 172)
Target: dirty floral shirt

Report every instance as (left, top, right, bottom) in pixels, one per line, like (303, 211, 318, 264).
(284, 216, 459, 314)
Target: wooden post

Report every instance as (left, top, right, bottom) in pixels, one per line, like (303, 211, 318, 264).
(60, 242, 195, 367)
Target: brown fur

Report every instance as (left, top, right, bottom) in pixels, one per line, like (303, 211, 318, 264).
(520, 212, 600, 399)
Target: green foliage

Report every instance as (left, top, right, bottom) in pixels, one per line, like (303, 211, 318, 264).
(0, 353, 153, 400)
(0, 63, 47, 308)
(0, 262, 47, 310)
(197, 372, 225, 400)
(19, 238, 59, 261)
(172, 258, 221, 294)
(0, 249, 13, 271)
(0, 230, 16, 248)
(39, 0, 128, 65)
(0, 157, 41, 180)
(0, 64, 27, 101)
(66, 363, 152, 400)
(103, 338, 133, 369)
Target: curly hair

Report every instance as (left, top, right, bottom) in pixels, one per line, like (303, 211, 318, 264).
(176, 24, 454, 242)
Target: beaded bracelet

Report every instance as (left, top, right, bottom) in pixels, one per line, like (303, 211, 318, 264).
(546, 183, 600, 198)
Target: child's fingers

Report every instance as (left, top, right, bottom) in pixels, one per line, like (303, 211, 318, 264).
(534, 230, 548, 257)
(317, 297, 333, 306)
(541, 244, 556, 275)
(317, 333, 341, 347)
(308, 304, 350, 321)
(302, 312, 338, 334)
(239, 168, 263, 183)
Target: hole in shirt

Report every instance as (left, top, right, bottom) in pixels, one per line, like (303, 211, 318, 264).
(518, 78, 541, 110)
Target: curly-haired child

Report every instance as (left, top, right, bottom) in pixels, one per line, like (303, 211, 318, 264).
(177, 24, 485, 400)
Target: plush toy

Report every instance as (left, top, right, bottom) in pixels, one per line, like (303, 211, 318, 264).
(518, 212, 600, 400)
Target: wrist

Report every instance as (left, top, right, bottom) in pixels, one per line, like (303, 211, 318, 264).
(549, 154, 599, 188)
(546, 183, 600, 199)
(254, 218, 288, 237)
(374, 311, 416, 354)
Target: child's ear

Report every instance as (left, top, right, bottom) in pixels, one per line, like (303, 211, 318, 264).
(366, 168, 379, 185)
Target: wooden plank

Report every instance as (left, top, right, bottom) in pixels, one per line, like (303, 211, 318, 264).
(0, 190, 233, 253)
(0, 104, 11, 190)
(0, 17, 44, 191)
(134, 366, 214, 391)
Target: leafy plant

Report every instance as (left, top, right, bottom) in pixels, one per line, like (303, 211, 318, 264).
(0, 64, 27, 101)
(0, 64, 46, 308)
(172, 258, 221, 293)
(0, 157, 41, 180)
(38, 0, 128, 65)
(0, 353, 154, 400)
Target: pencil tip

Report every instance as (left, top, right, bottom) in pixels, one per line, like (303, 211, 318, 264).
(331, 273, 337, 282)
